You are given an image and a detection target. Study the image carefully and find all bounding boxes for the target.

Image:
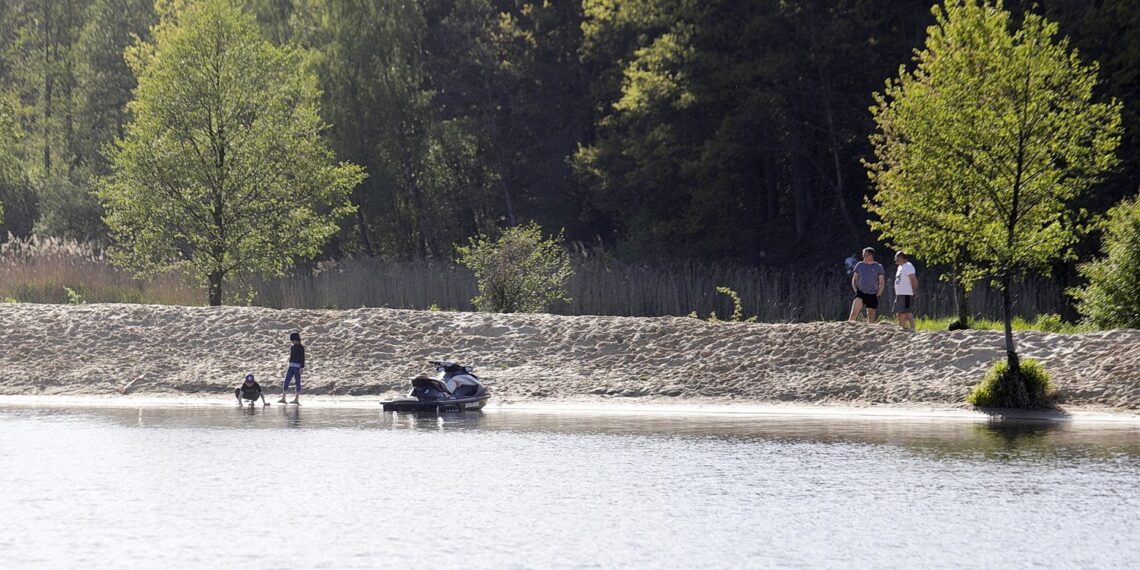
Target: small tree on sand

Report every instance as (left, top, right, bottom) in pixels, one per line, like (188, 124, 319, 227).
(1071, 194, 1140, 328)
(98, 0, 364, 305)
(456, 221, 573, 313)
(866, 1, 1121, 408)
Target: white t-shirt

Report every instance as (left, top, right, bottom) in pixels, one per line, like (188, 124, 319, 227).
(894, 262, 916, 296)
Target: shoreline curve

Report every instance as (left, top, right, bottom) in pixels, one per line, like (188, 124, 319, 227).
(1, 303, 1138, 412)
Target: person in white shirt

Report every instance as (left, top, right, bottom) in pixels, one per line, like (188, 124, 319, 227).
(893, 251, 918, 330)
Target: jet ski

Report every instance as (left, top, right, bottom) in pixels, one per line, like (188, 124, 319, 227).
(381, 361, 490, 412)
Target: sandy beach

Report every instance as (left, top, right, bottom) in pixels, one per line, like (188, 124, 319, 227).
(1, 303, 1138, 411)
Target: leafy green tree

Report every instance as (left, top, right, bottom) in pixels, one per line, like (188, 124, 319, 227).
(97, 0, 364, 305)
(74, 0, 156, 174)
(456, 221, 573, 313)
(0, 92, 24, 223)
(1071, 194, 1140, 328)
(866, 0, 1121, 405)
(0, 0, 92, 238)
(574, 0, 933, 263)
(291, 0, 488, 260)
(2, 0, 89, 177)
(422, 0, 590, 233)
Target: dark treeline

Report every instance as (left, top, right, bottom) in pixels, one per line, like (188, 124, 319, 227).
(1, 0, 1137, 269)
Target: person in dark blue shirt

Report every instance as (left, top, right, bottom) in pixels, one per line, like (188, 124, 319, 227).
(279, 331, 305, 405)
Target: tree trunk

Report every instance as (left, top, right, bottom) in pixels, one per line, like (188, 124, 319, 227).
(788, 144, 809, 241)
(409, 178, 441, 259)
(42, 2, 54, 175)
(955, 281, 969, 326)
(208, 271, 224, 306)
(480, 57, 516, 226)
(817, 66, 861, 245)
(355, 207, 373, 257)
(1001, 276, 1019, 373)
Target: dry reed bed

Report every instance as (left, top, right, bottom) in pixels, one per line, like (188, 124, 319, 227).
(2, 235, 1066, 320)
(1, 303, 1137, 409)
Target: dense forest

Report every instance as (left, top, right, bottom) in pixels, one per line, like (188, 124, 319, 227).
(0, 0, 1137, 270)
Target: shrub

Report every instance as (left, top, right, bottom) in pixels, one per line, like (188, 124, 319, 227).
(1030, 313, 1066, 333)
(967, 358, 1055, 409)
(455, 221, 573, 313)
(1071, 194, 1140, 328)
(64, 286, 84, 305)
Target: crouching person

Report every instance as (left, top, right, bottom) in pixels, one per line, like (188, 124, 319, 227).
(235, 374, 269, 406)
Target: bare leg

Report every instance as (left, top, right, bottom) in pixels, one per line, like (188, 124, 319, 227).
(848, 298, 864, 321)
(867, 307, 877, 323)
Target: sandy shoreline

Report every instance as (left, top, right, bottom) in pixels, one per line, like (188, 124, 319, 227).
(1, 303, 1138, 412)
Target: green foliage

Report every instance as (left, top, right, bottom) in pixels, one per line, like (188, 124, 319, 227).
(916, 314, 1094, 334)
(34, 171, 106, 240)
(456, 221, 572, 313)
(686, 286, 757, 323)
(287, 0, 490, 260)
(714, 286, 757, 322)
(64, 285, 84, 305)
(1071, 194, 1140, 328)
(867, 0, 1122, 365)
(97, 0, 364, 305)
(0, 92, 23, 225)
(967, 358, 1055, 409)
(868, 0, 1121, 284)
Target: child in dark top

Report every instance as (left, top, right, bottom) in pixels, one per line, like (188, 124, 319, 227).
(235, 373, 268, 406)
(279, 331, 305, 405)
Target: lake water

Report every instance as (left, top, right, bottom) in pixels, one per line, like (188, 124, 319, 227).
(1, 403, 1139, 569)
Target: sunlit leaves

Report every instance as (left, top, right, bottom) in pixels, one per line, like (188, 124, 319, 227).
(867, 0, 1122, 287)
(1072, 195, 1140, 328)
(97, 0, 364, 305)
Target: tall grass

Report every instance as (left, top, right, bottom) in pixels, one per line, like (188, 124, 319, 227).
(0, 235, 201, 305)
(249, 257, 1068, 322)
(0, 235, 1074, 323)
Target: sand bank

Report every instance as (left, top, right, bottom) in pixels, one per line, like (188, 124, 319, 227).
(1, 303, 1138, 410)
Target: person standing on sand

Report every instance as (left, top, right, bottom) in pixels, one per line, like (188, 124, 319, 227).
(848, 247, 885, 323)
(279, 331, 304, 405)
(893, 251, 918, 330)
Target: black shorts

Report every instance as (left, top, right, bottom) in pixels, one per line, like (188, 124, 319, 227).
(236, 388, 261, 401)
(894, 295, 914, 314)
(855, 291, 879, 310)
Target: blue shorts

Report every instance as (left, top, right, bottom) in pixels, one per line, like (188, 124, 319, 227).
(283, 366, 302, 392)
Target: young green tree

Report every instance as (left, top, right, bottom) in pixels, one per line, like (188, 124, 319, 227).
(98, 0, 364, 305)
(866, 0, 1121, 405)
(1071, 194, 1140, 328)
(456, 221, 573, 314)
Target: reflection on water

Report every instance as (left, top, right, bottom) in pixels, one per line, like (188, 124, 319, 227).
(1, 404, 1138, 569)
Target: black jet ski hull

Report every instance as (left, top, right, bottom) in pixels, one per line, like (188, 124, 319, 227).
(381, 395, 489, 412)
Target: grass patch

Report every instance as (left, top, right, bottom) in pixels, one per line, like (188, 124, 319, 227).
(967, 358, 1056, 409)
(916, 314, 1096, 334)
